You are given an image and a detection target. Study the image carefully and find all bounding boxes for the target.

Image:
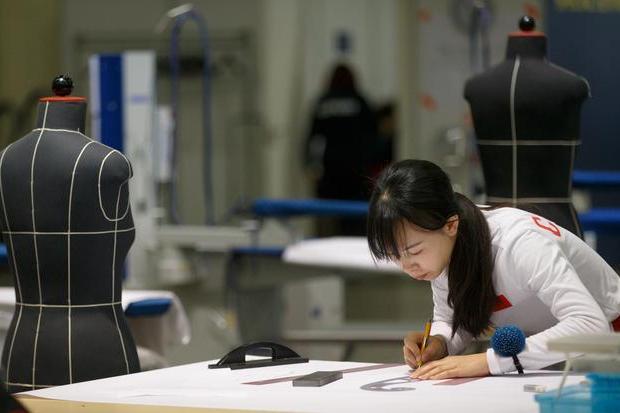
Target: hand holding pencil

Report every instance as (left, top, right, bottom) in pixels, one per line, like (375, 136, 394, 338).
(403, 318, 447, 369)
(417, 318, 432, 368)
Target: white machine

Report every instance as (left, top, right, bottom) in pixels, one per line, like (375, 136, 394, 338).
(89, 49, 289, 287)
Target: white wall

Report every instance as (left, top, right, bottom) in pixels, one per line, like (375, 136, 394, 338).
(300, 0, 397, 106)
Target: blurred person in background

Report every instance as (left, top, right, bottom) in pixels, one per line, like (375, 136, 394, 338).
(304, 63, 377, 235)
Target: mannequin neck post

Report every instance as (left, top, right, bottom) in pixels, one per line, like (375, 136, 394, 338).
(505, 34, 547, 60)
(36, 98, 87, 132)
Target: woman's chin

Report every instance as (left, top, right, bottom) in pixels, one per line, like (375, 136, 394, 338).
(410, 272, 430, 281)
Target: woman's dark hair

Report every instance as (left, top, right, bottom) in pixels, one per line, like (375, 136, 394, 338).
(328, 64, 357, 92)
(367, 159, 495, 338)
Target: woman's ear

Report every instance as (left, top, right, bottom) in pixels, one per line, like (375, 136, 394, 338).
(444, 215, 459, 237)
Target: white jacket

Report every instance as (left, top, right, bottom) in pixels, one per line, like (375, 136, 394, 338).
(430, 207, 620, 374)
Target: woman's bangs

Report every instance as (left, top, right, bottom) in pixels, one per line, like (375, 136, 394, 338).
(367, 202, 402, 262)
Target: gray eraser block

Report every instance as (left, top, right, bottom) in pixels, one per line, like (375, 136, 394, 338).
(292, 371, 343, 387)
(523, 384, 547, 393)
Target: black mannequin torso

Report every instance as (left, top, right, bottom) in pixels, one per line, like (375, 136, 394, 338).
(0, 92, 139, 392)
(464, 27, 589, 237)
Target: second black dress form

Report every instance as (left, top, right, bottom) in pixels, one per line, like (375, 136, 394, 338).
(464, 18, 589, 237)
(0, 89, 140, 392)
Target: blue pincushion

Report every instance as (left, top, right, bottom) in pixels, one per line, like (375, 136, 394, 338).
(491, 325, 526, 357)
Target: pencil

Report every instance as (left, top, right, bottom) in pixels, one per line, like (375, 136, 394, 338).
(418, 318, 432, 368)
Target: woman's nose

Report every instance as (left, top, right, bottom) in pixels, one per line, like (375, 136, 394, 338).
(400, 259, 418, 271)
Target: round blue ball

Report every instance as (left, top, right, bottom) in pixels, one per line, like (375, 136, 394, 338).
(490, 325, 526, 357)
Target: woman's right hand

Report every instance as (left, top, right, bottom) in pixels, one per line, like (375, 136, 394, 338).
(403, 331, 448, 369)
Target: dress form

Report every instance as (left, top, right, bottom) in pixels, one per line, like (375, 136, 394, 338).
(464, 17, 590, 237)
(0, 76, 139, 392)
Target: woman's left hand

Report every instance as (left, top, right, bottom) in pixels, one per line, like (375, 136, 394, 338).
(410, 353, 489, 380)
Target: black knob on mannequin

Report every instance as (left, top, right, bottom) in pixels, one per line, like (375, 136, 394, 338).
(519, 15, 536, 32)
(52, 74, 74, 96)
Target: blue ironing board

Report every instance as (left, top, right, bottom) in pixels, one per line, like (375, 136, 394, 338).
(573, 170, 620, 188)
(252, 198, 368, 218)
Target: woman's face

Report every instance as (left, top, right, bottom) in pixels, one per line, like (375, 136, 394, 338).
(392, 217, 459, 281)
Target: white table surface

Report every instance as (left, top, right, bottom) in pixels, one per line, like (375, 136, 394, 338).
(19, 359, 584, 413)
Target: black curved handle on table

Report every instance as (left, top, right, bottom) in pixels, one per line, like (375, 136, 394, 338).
(208, 341, 309, 370)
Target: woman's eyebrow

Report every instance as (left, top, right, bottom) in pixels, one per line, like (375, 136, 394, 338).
(403, 240, 422, 250)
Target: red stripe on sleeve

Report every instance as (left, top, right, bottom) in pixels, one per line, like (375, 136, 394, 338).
(493, 294, 512, 312)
